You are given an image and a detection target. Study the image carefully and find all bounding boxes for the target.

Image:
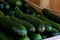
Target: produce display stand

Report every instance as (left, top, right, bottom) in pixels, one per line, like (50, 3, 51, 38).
(25, 0, 60, 40)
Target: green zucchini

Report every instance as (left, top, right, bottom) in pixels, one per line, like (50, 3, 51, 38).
(9, 16, 36, 32)
(0, 17, 27, 37)
(0, 31, 14, 40)
(36, 14, 60, 37)
(0, 12, 27, 37)
(4, 2, 10, 9)
(0, 11, 5, 17)
(28, 33, 42, 40)
(6, 10, 16, 16)
(16, 0, 22, 7)
(0, 3, 4, 10)
(41, 35, 47, 39)
(50, 28, 60, 36)
(42, 9, 60, 24)
(44, 27, 60, 37)
(15, 7, 46, 33)
(25, 6, 36, 16)
(36, 14, 60, 32)
(6, 0, 22, 7)
(6, 0, 17, 4)
(36, 15, 53, 32)
(18, 36, 30, 40)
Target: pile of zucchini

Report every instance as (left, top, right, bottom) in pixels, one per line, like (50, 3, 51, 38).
(0, 0, 60, 40)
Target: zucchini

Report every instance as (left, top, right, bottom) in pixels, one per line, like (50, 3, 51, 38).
(42, 9, 60, 24)
(0, 11, 5, 17)
(36, 15, 53, 32)
(15, 7, 46, 33)
(0, 17, 27, 37)
(28, 33, 42, 40)
(27, 6, 42, 16)
(45, 27, 60, 37)
(6, 10, 16, 16)
(25, 6, 36, 16)
(0, 1, 11, 15)
(20, 0, 29, 13)
(16, 0, 22, 7)
(9, 16, 36, 32)
(0, 31, 14, 40)
(46, 28, 60, 37)
(5, 0, 18, 8)
(36, 14, 60, 32)
(4, 2, 10, 9)
(6, 0, 17, 4)
(36, 14, 60, 37)
(41, 35, 47, 39)
(0, 3, 4, 10)
(50, 28, 60, 37)
(0, 12, 27, 37)
(18, 36, 30, 40)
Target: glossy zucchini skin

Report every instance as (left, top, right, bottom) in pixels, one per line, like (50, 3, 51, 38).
(6, 9, 16, 16)
(6, 0, 17, 4)
(0, 17, 27, 36)
(42, 9, 60, 24)
(50, 28, 60, 36)
(15, 7, 46, 33)
(28, 33, 42, 40)
(36, 14, 60, 37)
(18, 36, 30, 40)
(36, 14, 53, 32)
(0, 11, 27, 38)
(9, 16, 36, 32)
(36, 14, 60, 32)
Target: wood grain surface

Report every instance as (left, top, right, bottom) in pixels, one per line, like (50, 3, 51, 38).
(25, 0, 60, 17)
(29, 0, 40, 6)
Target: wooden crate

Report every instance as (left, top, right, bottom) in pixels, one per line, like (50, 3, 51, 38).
(29, 0, 40, 6)
(49, 0, 60, 17)
(25, 0, 60, 17)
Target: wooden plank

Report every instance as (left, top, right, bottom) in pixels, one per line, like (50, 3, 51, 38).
(25, 0, 42, 14)
(49, 0, 60, 17)
(49, 0, 60, 10)
(25, 0, 60, 17)
(29, 0, 40, 6)
(40, 0, 50, 8)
